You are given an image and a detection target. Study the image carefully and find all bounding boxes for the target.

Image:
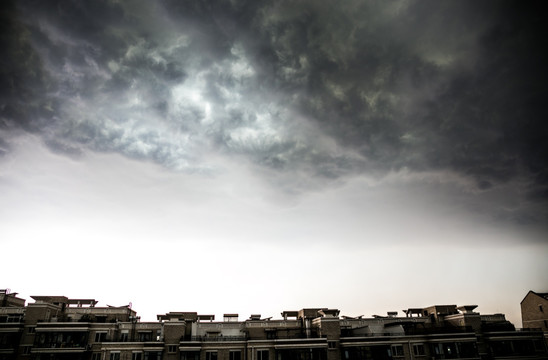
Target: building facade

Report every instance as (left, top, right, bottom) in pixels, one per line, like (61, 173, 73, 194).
(521, 291, 548, 332)
(1, 289, 547, 360)
(521, 290, 548, 345)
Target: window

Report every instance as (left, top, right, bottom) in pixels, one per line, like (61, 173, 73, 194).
(540, 305, 544, 313)
(444, 343, 457, 357)
(6, 315, 23, 323)
(434, 344, 442, 355)
(206, 351, 218, 360)
(229, 350, 242, 360)
(328, 341, 337, 349)
(92, 353, 102, 360)
(490, 340, 513, 357)
(257, 350, 269, 360)
(144, 351, 161, 360)
(28, 327, 36, 334)
(95, 332, 107, 342)
(413, 344, 425, 356)
(139, 331, 152, 342)
(110, 352, 121, 360)
(23, 346, 32, 355)
(120, 330, 129, 342)
(456, 342, 478, 358)
(391, 345, 404, 357)
(132, 353, 143, 360)
(181, 351, 200, 360)
(168, 345, 177, 353)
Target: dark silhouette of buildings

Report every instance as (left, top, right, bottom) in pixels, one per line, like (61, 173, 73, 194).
(1, 289, 547, 360)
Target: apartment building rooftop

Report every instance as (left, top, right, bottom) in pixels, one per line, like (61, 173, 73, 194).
(1, 289, 547, 360)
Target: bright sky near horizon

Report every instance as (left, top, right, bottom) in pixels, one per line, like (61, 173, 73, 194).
(1, 0, 547, 326)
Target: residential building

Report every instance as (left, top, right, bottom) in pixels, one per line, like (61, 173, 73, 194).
(521, 290, 548, 344)
(522, 291, 548, 331)
(1, 289, 547, 360)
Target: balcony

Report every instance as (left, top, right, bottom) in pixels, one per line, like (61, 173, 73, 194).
(32, 342, 87, 349)
(182, 336, 247, 342)
(34, 331, 88, 351)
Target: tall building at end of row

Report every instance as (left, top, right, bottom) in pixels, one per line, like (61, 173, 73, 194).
(1, 289, 547, 360)
(521, 291, 548, 333)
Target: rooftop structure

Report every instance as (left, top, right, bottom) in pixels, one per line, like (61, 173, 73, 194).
(0, 289, 547, 360)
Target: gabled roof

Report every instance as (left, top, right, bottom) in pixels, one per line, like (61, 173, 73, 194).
(520, 290, 548, 304)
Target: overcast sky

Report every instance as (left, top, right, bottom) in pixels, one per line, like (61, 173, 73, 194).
(1, 0, 547, 325)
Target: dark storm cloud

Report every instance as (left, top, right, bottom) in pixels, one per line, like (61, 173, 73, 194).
(247, 1, 548, 182)
(242, 0, 548, 221)
(0, 1, 55, 132)
(1, 0, 547, 221)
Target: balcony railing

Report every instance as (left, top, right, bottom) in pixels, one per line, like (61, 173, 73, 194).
(33, 342, 87, 349)
(183, 336, 247, 342)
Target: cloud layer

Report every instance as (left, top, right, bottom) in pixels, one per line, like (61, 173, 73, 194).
(1, 0, 547, 225)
